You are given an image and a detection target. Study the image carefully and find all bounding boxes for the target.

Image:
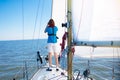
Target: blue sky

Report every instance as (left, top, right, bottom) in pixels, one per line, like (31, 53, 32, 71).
(0, 0, 52, 40)
(0, 0, 120, 42)
(0, 0, 119, 57)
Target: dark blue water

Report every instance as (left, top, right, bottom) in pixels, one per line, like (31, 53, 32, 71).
(0, 39, 48, 80)
(0, 39, 120, 80)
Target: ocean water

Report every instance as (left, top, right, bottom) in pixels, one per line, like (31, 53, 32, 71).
(0, 39, 120, 80)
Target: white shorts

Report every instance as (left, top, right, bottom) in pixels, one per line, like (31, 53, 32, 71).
(47, 43, 58, 53)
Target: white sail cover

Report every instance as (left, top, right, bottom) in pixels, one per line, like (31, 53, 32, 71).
(72, 0, 120, 46)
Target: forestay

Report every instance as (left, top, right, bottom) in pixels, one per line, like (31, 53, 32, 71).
(72, 0, 120, 47)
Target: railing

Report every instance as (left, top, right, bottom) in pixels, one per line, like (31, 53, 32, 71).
(12, 52, 120, 80)
(73, 57, 120, 80)
(12, 51, 47, 80)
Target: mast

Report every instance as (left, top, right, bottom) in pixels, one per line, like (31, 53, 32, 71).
(67, 0, 73, 79)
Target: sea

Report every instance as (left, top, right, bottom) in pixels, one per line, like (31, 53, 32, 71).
(0, 39, 120, 80)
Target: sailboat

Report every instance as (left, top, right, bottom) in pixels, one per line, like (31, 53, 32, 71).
(12, 0, 120, 80)
(31, 0, 95, 80)
(30, 0, 120, 80)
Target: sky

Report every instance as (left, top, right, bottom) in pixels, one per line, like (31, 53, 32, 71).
(0, 0, 52, 41)
(0, 0, 120, 57)
(1, 0, 120, 41)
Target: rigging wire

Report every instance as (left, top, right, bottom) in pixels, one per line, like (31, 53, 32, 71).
(27, 0, 41, 61)
(90, 47, 94, 61)
(22, 0, 24, 41)
(21, 0, 50, 66)
(13, 0, 42, 79)
(22, 0, 26, 79)
(59, 0, 68, 72)
(36, 0, 53, 52)
(21, 0, 36, 79)
(75, 0, 84, 41)
(117, 48, 120, 63)
(36, 0, 45, 50)
(51, 0, 53, 18)
(63, 0, 67, 32)
(37, 0, 53, 51)
(13, 0, 50, 79)
(30, 0, 41, 65)
(31, 0, 40, 44)
(112, 48, 115, 79)
(112, 48, 120, 79)
(13, 0, 25, 79)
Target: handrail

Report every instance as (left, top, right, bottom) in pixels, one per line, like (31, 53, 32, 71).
(12, 50, 48, 80)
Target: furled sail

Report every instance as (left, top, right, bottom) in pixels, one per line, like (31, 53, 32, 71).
(72, 0, 120, 47)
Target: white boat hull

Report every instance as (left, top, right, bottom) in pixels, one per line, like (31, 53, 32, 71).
(31, 65, 67, 80)
(31, 65, 94, 80)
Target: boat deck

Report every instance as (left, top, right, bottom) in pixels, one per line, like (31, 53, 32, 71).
(31, 66, 67, 80)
